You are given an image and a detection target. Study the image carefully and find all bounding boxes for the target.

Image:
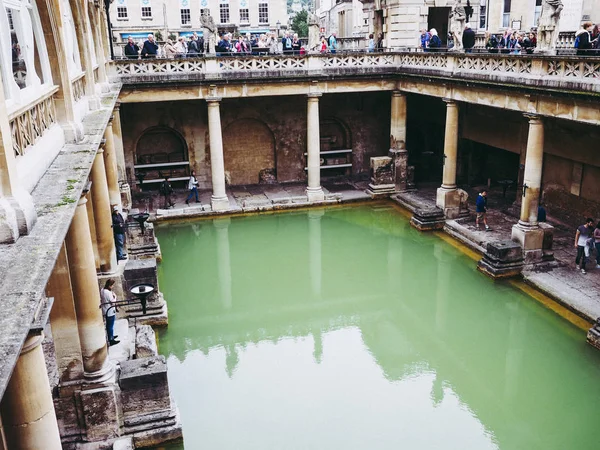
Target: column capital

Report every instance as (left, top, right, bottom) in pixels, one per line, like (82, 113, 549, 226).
(114, 101, 121, 111)
(307, 93, 322, 99)
(524, 113, 543, 123)
(206, 97, 222, 104)
(99, 139, 107, 150)
(391, 90, 405, 97)
(77, 195, 88, 206)
(443, 98, 457, 106)
(20, 332, 45, 355)
(108, 115, 114, 124)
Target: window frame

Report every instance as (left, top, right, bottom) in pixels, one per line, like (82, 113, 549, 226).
(141, 6, 152, 19)
(258, 2, 269, 25)
(116, 6, 128, 20)
(239, 8, 249, 24)
(219, 3, 229, 24)
(180, 8, 191, 25)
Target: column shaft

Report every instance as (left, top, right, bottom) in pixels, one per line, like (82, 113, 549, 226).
(306, 94, 324, 201)
(47, 243, 84, 382)
(103, 122, 121, 208)
(519, 117, 544, 225)
(390, 91, 407, 146)
(91, 150, 117, 273)
(441, 100, 459, 189)
(0, 333, 62, 450)
(85, 192, 100, 270)
(112, 105, 127, 182)
(207, 99, 229, 211)
(65, 196, 112, 379)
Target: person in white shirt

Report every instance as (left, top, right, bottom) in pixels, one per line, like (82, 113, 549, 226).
(185, 170, 200, 205)
(100, 279, 119, 345)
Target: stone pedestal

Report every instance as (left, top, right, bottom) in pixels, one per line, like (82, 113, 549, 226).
(207, 98, 229, 212)
(539, 222, 555, 260)
(511, 222, 544, 264)
(125, 219, 161, 261)
(119, 356, 182, 448)
(586, 319, 600, 351)
(122, 259, 167, 326)
(477, 240, 524, 279)
(410, 207, 446, 231)
(389, 149, 408, 192)
(80, 385, 120, 441)
(366, 156, 396, 198)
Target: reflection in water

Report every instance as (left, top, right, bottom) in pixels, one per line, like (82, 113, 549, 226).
(156, 205, 600, 450)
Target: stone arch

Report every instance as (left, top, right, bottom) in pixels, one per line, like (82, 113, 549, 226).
(135, 126, 188, 166)
(319, 117, 352, 151)
(223, 119, 276, 185)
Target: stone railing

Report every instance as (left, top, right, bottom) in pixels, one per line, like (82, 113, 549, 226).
(72, 75, 85, 102)
(8, 92, 57, 157)
(113, 52, 600, 94)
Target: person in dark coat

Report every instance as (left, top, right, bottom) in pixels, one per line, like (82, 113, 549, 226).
(124, 36, 140, 59)
(575, 22, 595, 55)
(141, 34, 159, 58)
(462, 23, 476, 52)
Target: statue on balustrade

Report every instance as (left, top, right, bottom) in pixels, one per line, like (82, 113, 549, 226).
(201, 10, 217, 55)
(449, 0, 467, 52)
(308, 11, 320, 52)
(536, 0, 563, 53)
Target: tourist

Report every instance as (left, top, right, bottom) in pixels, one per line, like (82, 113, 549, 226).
(267, 33, 279, 54)
(112, 205, 127, 261)
(575, 22, 595, 54)
(475, 190, 490, 231)
(523, 32, 537, 53)
(100, 280, 119, 346)
(537, 204, 547, 222)
(319, 36, 329, 53)
(574, 218, 594, 274)
(462, 23, 475, 53)
(141, 34, 159, 58)
(257, 34, 268, 48)
(164, 39, 177, 59)
(328, 32, 338, 54)
(235, 35, 251, 54)
(175, 37, 187, 56)
(282, 31, 293, 54)
(160, 175, 175, 209)
(428, 29, 442, 51)
(420, 29, 430, 50)
(124, 36, 140, 59)
(185, 171, 200, 205)
(485, 32, 499, 52)
(499, 29, 511, 49)
(292, 33, 302, 54)
(188, 35, 200, 56)
(594, 221, 600, 268)
(376, 33, 384, 51)
(216, 34, 231, 54)
(368, 33, 375, 52)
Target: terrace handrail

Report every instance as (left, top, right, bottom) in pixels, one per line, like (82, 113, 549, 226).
(112, 51, 600, 95)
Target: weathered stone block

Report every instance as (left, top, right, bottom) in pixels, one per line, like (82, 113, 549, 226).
(120, 356, 171, 421)
(511, 223, 545, 263)
(369, 156, 394, 185)
(54, 394, 82, 442)
(436, 187, 461, 219)
(410, 207, 446, 231)
(135, 325, 158, 358)
(586, 320, 600, 351)
(477, 240, 524, 279)
(80, 386, 120, 442)
(389, 148, 408, 191)
(125, 220, 161, 261)
(123, 259, 159, 303)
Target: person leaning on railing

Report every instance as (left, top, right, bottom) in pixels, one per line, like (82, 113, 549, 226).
(427, 29, 442, 52)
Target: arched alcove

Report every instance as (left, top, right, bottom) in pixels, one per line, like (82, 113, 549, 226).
(135, 126, 189, 183)
(320, 117, 351, 151)
(223, 119, 276, 185)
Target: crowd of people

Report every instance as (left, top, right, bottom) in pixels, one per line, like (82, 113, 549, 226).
(122, 31, 354, 58)
(419, 21, 600, 55)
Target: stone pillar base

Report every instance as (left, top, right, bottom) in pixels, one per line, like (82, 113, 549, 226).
(389, 148, 408, 192)
(211, 195, 229, 212)
(477, 240, 524, 279)
(0, 197, 19, 243)
(120, 183, 132, 211)
(436, 187, 460, 219)
(125, 220, 162, 261)
(366, 183, 396, 198)
(83, 361, 116, 385)
(306, 187, 325, 202)
(511, 222, 544, 264)
(410, 207, 446, 231)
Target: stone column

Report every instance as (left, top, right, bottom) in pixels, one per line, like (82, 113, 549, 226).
(91, 148, 117, 273)
(85, 192, 100, 270)
(65, 195, 113, 382)
(47, 243, 85, 382)
(306, 94, 325, 202)
(214, 218, 232, 309)
(511, 115, 545, 262)
(207, 98, 229, 211)
(308, 209, 324, 297)
(0, 332, 62, 450)
(103, 120, 121, 208)
(436, 99, 460, 219)
(111, 104, 131, 210)
(0, 72, 36, 243)
(389, 91, 409, 191)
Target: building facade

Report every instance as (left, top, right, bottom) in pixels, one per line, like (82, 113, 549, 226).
(109, 0, 288, 46)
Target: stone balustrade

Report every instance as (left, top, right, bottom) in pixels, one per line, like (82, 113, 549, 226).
(113, 52, 600, 95)
(8, 91, 58, 157)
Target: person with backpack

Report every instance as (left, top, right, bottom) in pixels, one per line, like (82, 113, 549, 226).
(160, 175, 175, 209)
(575, 22, 595, 54)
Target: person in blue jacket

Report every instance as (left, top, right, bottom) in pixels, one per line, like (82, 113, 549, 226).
(141, 34, 159, 58)
(476, 190, 490, 231)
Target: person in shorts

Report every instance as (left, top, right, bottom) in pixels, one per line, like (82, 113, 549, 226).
(476, 190, 490, 231)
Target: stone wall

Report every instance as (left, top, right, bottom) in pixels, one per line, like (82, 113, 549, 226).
(120, 92, 391, 189)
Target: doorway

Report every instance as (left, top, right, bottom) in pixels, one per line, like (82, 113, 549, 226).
(427, 7, 450, 46)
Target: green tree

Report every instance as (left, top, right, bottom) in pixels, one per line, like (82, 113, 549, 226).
(291, 10, 308, 38)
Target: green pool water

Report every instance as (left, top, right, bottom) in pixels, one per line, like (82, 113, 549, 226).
(155, 204, 600, 450)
